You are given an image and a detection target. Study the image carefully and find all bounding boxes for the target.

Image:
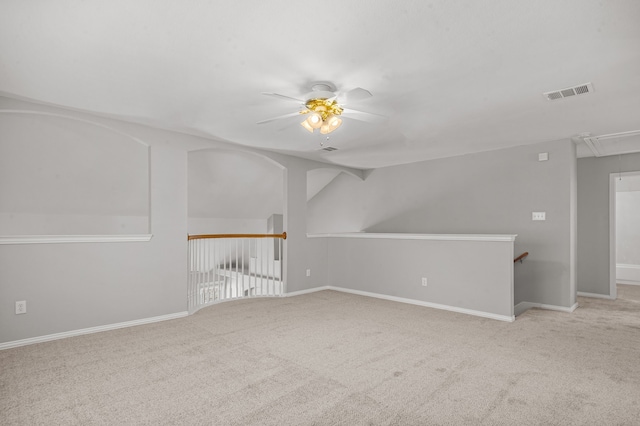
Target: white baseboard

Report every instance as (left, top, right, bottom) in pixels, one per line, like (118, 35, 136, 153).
(617, 280, 640, 286)
(515, 301, 579, 316)
(616, 263, 640, 284)
(577, 291, 615, 300)
(325, 286, 515, 322)
(0, 311, 188, 351)
(285, 286, 331, 298)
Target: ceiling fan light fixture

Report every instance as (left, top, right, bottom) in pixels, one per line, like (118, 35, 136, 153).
(307, 112, 323, 129)
(320, 115, 342, 134)
(259, 83, 380, 140)
(300, 120, 314, 133)
(327, 115, 342, 128)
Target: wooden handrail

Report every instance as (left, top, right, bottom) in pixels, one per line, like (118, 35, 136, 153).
(188, 232, 287, 241)
(514, 252, 529, 263)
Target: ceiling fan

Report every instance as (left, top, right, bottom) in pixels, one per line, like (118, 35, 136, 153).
(257, 81, 385, 135)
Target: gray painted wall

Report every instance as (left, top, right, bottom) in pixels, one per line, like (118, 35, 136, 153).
(188, 217, 267, 235)
(283, 162, 329, 294)
(309, 139, 577, 308)
(0, 144, 188, 343)
(326, 236, 515, 318)
(577, 153, 640, 295)
(0, 96, 361, 345)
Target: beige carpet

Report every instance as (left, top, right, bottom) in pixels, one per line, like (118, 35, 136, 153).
(1, 286, 640, 425)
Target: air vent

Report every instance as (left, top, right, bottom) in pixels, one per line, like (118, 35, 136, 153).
(320, 146, 338, 152)
(581, 130, 640, 157)
(543, 82, 594, 101)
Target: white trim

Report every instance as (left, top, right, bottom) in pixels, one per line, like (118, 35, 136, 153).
(0, 234, 153, 245)
(617, 263, 640, 270)
(0, 311, 188, 350)
(616, 263, 640, 284)
(307, 233, 517, 242)
(577, 291, 616, 299)
(285, 286, 331, 298)
(515, 301, 579, 316)
(286, 286, 514, 321)
(617, 280, 640, 286)
(326, 286, 514, 322)
(609, 174, 618, 299)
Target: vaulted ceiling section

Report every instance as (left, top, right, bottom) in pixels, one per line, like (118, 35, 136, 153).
(1, 0, 639, 169)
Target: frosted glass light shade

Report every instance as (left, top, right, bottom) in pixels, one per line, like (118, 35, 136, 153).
(301, 120, 314, 132)
(320, 115, 342, 134)
(308, 113, 323, 129)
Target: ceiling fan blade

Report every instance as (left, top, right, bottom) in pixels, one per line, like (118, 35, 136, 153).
(341, 107, 387, 123)
(262, 92, 306, 103)
(338, 87, 373, 104)
(257, 111, 303, 124)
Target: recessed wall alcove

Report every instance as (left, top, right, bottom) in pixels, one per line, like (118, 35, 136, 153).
(188, 149, 284, 234)
(0, 111, 150, 243)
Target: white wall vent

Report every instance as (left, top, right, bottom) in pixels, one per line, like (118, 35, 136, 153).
(320, 146, 338, 152)
(543, 82, 594, 101)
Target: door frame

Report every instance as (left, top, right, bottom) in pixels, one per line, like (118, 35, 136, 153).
(610, 170, 640, 298)
(609, 173, 618, 300)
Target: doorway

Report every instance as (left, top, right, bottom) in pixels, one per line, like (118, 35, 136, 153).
(610, 170, 640, 299)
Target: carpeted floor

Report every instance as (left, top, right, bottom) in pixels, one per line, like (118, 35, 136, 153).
(1, 285, 639, 425)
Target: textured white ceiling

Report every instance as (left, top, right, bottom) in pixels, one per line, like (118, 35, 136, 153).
(1, 0, 640, 169)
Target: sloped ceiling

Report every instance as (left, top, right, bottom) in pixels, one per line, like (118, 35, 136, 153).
(307, 169, 342, 202)
(1, 0, 640, 169)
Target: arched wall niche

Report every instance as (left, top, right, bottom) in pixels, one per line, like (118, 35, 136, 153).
(187, 148, 285, 235)
(0, 111, 151, 243)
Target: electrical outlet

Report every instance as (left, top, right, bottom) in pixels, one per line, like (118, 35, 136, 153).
(306, 269, 311, 277)
(15, 300, 27, 315)
(421, 277, 428, 287)
(532, 212, 546, 221)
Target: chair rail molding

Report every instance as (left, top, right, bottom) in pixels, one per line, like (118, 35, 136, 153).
(0, 235, 153, 245)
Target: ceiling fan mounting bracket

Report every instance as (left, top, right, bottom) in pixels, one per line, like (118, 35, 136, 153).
(310, 81, 337, 93)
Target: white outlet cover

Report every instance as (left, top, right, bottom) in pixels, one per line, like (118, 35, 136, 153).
(15, 300, 26, 314)
(538, 152, 549, 161)
(532, 212, 546, 221)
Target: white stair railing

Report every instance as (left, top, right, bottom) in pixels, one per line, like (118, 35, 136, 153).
(187, 232, 286, 313)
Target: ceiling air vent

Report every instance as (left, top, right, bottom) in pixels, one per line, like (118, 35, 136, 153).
(320, 146, 338, 152)
(581, 130, 640, 157)
(543, 82, 594, 101)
